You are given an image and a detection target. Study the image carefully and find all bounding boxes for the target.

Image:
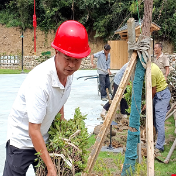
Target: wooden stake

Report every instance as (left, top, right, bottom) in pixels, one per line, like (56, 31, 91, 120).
(145, 58, 154, 176)
(127, 17, 142, 164)
(164, 138, 176, 164)
(127, 18, 136, 60)
(82, 51, 137, 176)
(166, 102, 176, 117)
(141, 0, 154, 175)
(174, 109, 176, 134)
(165, 109, 176, 121)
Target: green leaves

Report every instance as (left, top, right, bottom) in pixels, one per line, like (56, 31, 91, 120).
(37, 107, 89, 173)
(124, 81, 145, 114)
(1, 0, 176, 48)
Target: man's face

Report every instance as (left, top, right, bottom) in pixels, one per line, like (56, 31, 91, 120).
(55, 51, 82, 76)
(104, 50, 110, 55)
(154, 44, 162, 55)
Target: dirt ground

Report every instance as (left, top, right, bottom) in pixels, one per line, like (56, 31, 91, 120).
(0, 24, 105, 56)
(93, 113, 149, 157)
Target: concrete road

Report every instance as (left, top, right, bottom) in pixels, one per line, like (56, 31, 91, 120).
(0, 70, 117, 175)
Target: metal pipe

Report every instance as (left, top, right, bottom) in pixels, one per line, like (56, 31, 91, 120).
(77, 75, 98, 80)
(153, 31, 155, 57)
(107, 125, 113, 150)
(21, 30, 24, 72)
(84, 76, 99, 81)
(33, 0, 36, 55)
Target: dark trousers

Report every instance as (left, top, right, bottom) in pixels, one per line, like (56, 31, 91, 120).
(3, 140, 38, 176)
(103, 83, 128, 114)
(99, 74, 110, 98)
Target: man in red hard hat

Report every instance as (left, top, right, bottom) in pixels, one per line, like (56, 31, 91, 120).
(3, 20, 91, 176)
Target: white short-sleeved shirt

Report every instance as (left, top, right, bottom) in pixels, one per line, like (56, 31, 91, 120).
(7, 56, 73, 149)
(114, 62, 128, 85)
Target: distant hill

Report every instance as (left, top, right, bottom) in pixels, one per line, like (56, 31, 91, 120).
(0, 24, 105, 56)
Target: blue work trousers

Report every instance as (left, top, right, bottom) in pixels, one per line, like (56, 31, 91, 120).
(153, 87, 171, 151)
(99, 74, 110, 98)
(103, 83, 128, 114)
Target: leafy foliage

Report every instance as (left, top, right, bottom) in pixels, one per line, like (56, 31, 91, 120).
(35, 51, 51, 63)
(35, 107, 89, 174)
(124, 81, 145, 114)
(152, 0, 176, 49)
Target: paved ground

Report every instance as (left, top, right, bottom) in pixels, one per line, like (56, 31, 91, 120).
(0, 70, 118, 176)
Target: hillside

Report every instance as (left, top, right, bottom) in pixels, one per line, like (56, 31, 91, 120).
(0, 24, 105, 56)
(0, 24, 174, 57)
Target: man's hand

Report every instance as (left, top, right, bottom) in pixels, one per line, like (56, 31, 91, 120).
(62, 118, 67, 121)
(152, 86, 156, 99)
(90, 55, 96, 68)
(142, 104, 146, 112)
(165, 76, 167, 81)
(91, 63, 96, 68)
(47, 167, 57, 176)
(108, 69, 112, 75)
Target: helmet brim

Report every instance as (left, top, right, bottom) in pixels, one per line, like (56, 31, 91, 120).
(51, 42, 91, 59)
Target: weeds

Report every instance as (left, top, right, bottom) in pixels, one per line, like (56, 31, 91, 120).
(94, 158, 113, 176)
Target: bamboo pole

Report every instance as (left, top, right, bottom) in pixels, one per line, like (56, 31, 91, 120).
(82, 51, 137, 176)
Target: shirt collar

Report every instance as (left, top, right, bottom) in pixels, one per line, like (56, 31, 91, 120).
(158, 52, 163, 58)
(102, 50, 105, 54)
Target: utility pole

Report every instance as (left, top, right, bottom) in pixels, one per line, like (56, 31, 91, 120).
(72, 0, 74, 20)
(33, 0, 37, 55)
(21, 30, 24, 73)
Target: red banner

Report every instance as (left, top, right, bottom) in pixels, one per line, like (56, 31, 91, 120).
(33, 15, 37, 27)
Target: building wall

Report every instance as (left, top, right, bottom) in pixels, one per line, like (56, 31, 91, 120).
(108, 40, 128, 69)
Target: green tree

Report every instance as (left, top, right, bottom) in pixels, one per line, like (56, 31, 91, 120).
(152, 0, 176, 49)
(1, 0, 176, 48)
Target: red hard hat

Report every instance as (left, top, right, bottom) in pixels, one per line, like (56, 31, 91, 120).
(51, 20, 91, 59)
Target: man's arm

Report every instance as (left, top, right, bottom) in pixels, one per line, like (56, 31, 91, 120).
(59, 106, 65, 120)
(106, 55, 111, 74)
(107, 69, 112, 75)
(90, 55, 96, 68)
(152, 86, 156, 99)
(165, 66, 170, 79)
(29, 123, 57, 176)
